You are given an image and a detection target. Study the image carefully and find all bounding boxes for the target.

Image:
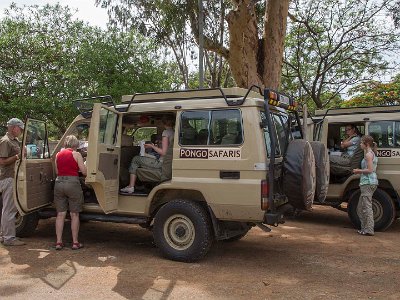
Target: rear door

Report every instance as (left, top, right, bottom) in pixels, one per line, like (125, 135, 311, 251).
(86, 103, 122, 213)
(14, 119, 54, 215)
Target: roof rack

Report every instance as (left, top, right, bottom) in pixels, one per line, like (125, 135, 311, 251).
(124, 88, 231, 112)
(121, 86, 275, 111)
(315, 104, 400, 117)
(73, 95, 115, 118)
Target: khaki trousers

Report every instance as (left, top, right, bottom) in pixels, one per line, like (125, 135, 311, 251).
(357, 185, 377, 234)
(0, 177, 18, 242)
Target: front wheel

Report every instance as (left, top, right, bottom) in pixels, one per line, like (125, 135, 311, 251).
(15, 212, 39, 237)
(347, 188, 396, 231)
(153, 200, 213, 262)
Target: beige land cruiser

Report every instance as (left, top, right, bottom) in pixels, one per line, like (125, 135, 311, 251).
(13, 87, 324, 261)
(310, 105, 400, 231)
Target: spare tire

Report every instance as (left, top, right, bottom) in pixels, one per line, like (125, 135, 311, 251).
(283, 139, 316, 210)
(310, 141, 329, 203)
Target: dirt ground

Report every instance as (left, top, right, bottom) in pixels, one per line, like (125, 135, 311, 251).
(1, 205, 400, 300)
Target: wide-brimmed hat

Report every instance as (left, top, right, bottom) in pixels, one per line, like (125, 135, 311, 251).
(7, 118, 24, 129)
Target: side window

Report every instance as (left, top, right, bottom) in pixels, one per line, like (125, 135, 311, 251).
(25, 120, 49, 159)
(210, 109, 243, 145)
(368, 121, 397, 148)
(179, 111, 209, 145)
(179, 109, 243, 146)
(133, 127, 158, 143)
(99, 108, 118, 145)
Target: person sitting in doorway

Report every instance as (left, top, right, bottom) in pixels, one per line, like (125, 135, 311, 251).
(330, 124, 362, 176)
(120, 115, 175, 194)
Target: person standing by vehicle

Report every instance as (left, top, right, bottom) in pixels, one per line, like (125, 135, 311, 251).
(352, 135, 378, 236)
(0, 118, 25, 246)
(54, 135, 87, 250)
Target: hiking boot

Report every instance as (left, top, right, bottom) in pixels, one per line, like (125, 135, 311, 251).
(3, 238, 26, 246)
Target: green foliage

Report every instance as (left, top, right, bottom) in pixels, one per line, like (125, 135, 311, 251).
(0, 3, 181, 138)
(342, 74, 400, 108)
(282, 0, 399, 109)
(95, 0, 234, 88)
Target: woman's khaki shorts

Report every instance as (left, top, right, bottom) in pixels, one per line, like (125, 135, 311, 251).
(54, 176, 84, 213)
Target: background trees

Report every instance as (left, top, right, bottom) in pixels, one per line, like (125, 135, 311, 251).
(342, 74, 400, 107)
(96, 0, 290, 90)
(97, 0, 399, 110)
(283, 0, 399, 109)
(0, 4, 180, 136)
(1, 0, 399, 135)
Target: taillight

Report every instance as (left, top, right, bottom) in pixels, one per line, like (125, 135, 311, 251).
(261, 180, 269, 210)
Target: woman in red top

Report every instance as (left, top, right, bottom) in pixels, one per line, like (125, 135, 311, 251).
(54, 135, 87, 250)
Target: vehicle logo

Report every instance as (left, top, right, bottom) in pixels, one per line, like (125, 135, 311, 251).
(179, 148, 241, 160)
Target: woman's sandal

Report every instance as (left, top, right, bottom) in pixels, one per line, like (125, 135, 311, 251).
(72, 242, 84, 250)
(55, 242, 64, 250)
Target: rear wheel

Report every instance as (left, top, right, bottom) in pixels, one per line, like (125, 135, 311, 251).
(15, 212, 39, 237)
(347, 188, 396, 231)
(153, 200, 213, 262)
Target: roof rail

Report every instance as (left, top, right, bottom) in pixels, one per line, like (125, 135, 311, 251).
(122, 86, 270, 110)
(73, 95, 115, 118)
(124, 88, 230, 112)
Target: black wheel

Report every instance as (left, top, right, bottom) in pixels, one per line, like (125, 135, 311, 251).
(153, 200, 213, 262)
(283, 139, 316, 210)
(310, 141, 329, 203)
(347, 188, 396, 231)
(15, 212, 39, 237)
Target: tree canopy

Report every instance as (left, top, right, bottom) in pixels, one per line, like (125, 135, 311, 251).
(96, 0, 290, 90)
(0, 3, 180, 136)
(283, 0, 399, 109)
(97, 0, 399, 110)
(342, 74, 400, 108)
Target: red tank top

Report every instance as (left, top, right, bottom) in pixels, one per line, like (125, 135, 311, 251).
(56, 148, 79, 176)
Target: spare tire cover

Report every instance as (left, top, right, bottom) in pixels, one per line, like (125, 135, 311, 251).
(283, 139, 316, 210)
(310, 141, 329, 203)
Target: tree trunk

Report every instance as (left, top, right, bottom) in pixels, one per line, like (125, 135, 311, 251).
(226, 0, 262, 88)
(226, 0, 289, 90)
(263, 0, 290, 90)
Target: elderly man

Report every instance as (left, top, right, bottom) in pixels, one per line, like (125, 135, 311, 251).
(0, 118, 26, 246)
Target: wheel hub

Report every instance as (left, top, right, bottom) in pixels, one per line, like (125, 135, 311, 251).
(164, 214, 195, 250)
(175, 226, 186, 238)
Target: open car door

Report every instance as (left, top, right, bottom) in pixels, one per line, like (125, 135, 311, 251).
(14, 119, 54, 215)
(86, 103, 122, 213)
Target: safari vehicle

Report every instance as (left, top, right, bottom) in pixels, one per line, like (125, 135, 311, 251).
(14, 87, 324, 262)
(311, 105, 400, 231)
